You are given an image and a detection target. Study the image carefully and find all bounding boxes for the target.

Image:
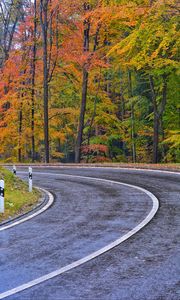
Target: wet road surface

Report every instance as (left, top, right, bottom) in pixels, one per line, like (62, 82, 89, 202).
(0, 167, 180, 300)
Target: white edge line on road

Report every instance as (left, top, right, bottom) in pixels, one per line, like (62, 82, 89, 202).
(0, 188, 54, 232)
(0, 172, 159, 299)
(84, 167, 180, 175)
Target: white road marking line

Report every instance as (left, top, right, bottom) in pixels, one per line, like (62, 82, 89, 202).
(94, 167, 180, 175)
(0, 188, 54, 232)
(0, 173, 159, 299)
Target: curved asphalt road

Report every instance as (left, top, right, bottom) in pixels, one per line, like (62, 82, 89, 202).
(0, 167, 179, 300)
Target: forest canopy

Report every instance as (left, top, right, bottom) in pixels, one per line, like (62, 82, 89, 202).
(0, 0, 179, 163)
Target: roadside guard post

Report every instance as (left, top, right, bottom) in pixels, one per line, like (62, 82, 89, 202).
(0, 180, 4, 213)
(29, 167, 32, 192)
(13, 165, 16, 175)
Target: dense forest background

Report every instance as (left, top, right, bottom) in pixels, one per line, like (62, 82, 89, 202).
(0, 0, 179, 164)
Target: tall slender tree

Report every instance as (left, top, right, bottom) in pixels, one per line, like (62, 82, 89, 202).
(31, 0, 37, 162)
(75, 2, 91, 163)
(40, 0, 49, 163)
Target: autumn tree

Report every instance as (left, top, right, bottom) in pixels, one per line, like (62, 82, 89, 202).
(0, 0, 179, 163)
(109, 0, 179, 163)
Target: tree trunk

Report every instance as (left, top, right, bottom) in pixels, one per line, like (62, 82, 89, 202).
(86, 24, 101, 162)
(149, 74, 167, 163)
(18, 103, 23, 162)
(128, 70, 136, 163)
(160, 116, 166, 161)
(75, 69, 89, 163)
(40, 0, 49, 163)
(120, 90, 125, 122)
(131, 102, 136, 163)
(153, 114, 159, 163)
(43, 47, 49, 164)
(86, 78, 100, 163)
(75, 3, 90, 163)
(31, 0, 37, 162)
(149, 75, 159, 163)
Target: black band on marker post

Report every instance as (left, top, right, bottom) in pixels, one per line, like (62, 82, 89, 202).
(0, 186, 4, 198)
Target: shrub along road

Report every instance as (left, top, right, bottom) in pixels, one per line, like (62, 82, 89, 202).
(0, 167, 179, 300)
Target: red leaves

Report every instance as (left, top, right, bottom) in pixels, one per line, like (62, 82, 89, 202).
(81, 144, 111, 163)
(81, 144, 108, 155)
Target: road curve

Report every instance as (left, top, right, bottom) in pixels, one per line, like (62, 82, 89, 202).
(0, 167, 179, 300)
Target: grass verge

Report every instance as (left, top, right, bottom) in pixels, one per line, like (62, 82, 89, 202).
(0, 167, 41, 223)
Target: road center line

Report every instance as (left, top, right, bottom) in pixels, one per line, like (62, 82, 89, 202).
(0, 173, 159, 299)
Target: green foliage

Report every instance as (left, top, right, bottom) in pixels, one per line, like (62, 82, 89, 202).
(0, 167, 40, 222)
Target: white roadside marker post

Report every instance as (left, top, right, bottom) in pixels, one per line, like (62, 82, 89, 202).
(0, 180, 4, 213)
(13, 165, 16, 175)
(29, 167, 32, 192)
